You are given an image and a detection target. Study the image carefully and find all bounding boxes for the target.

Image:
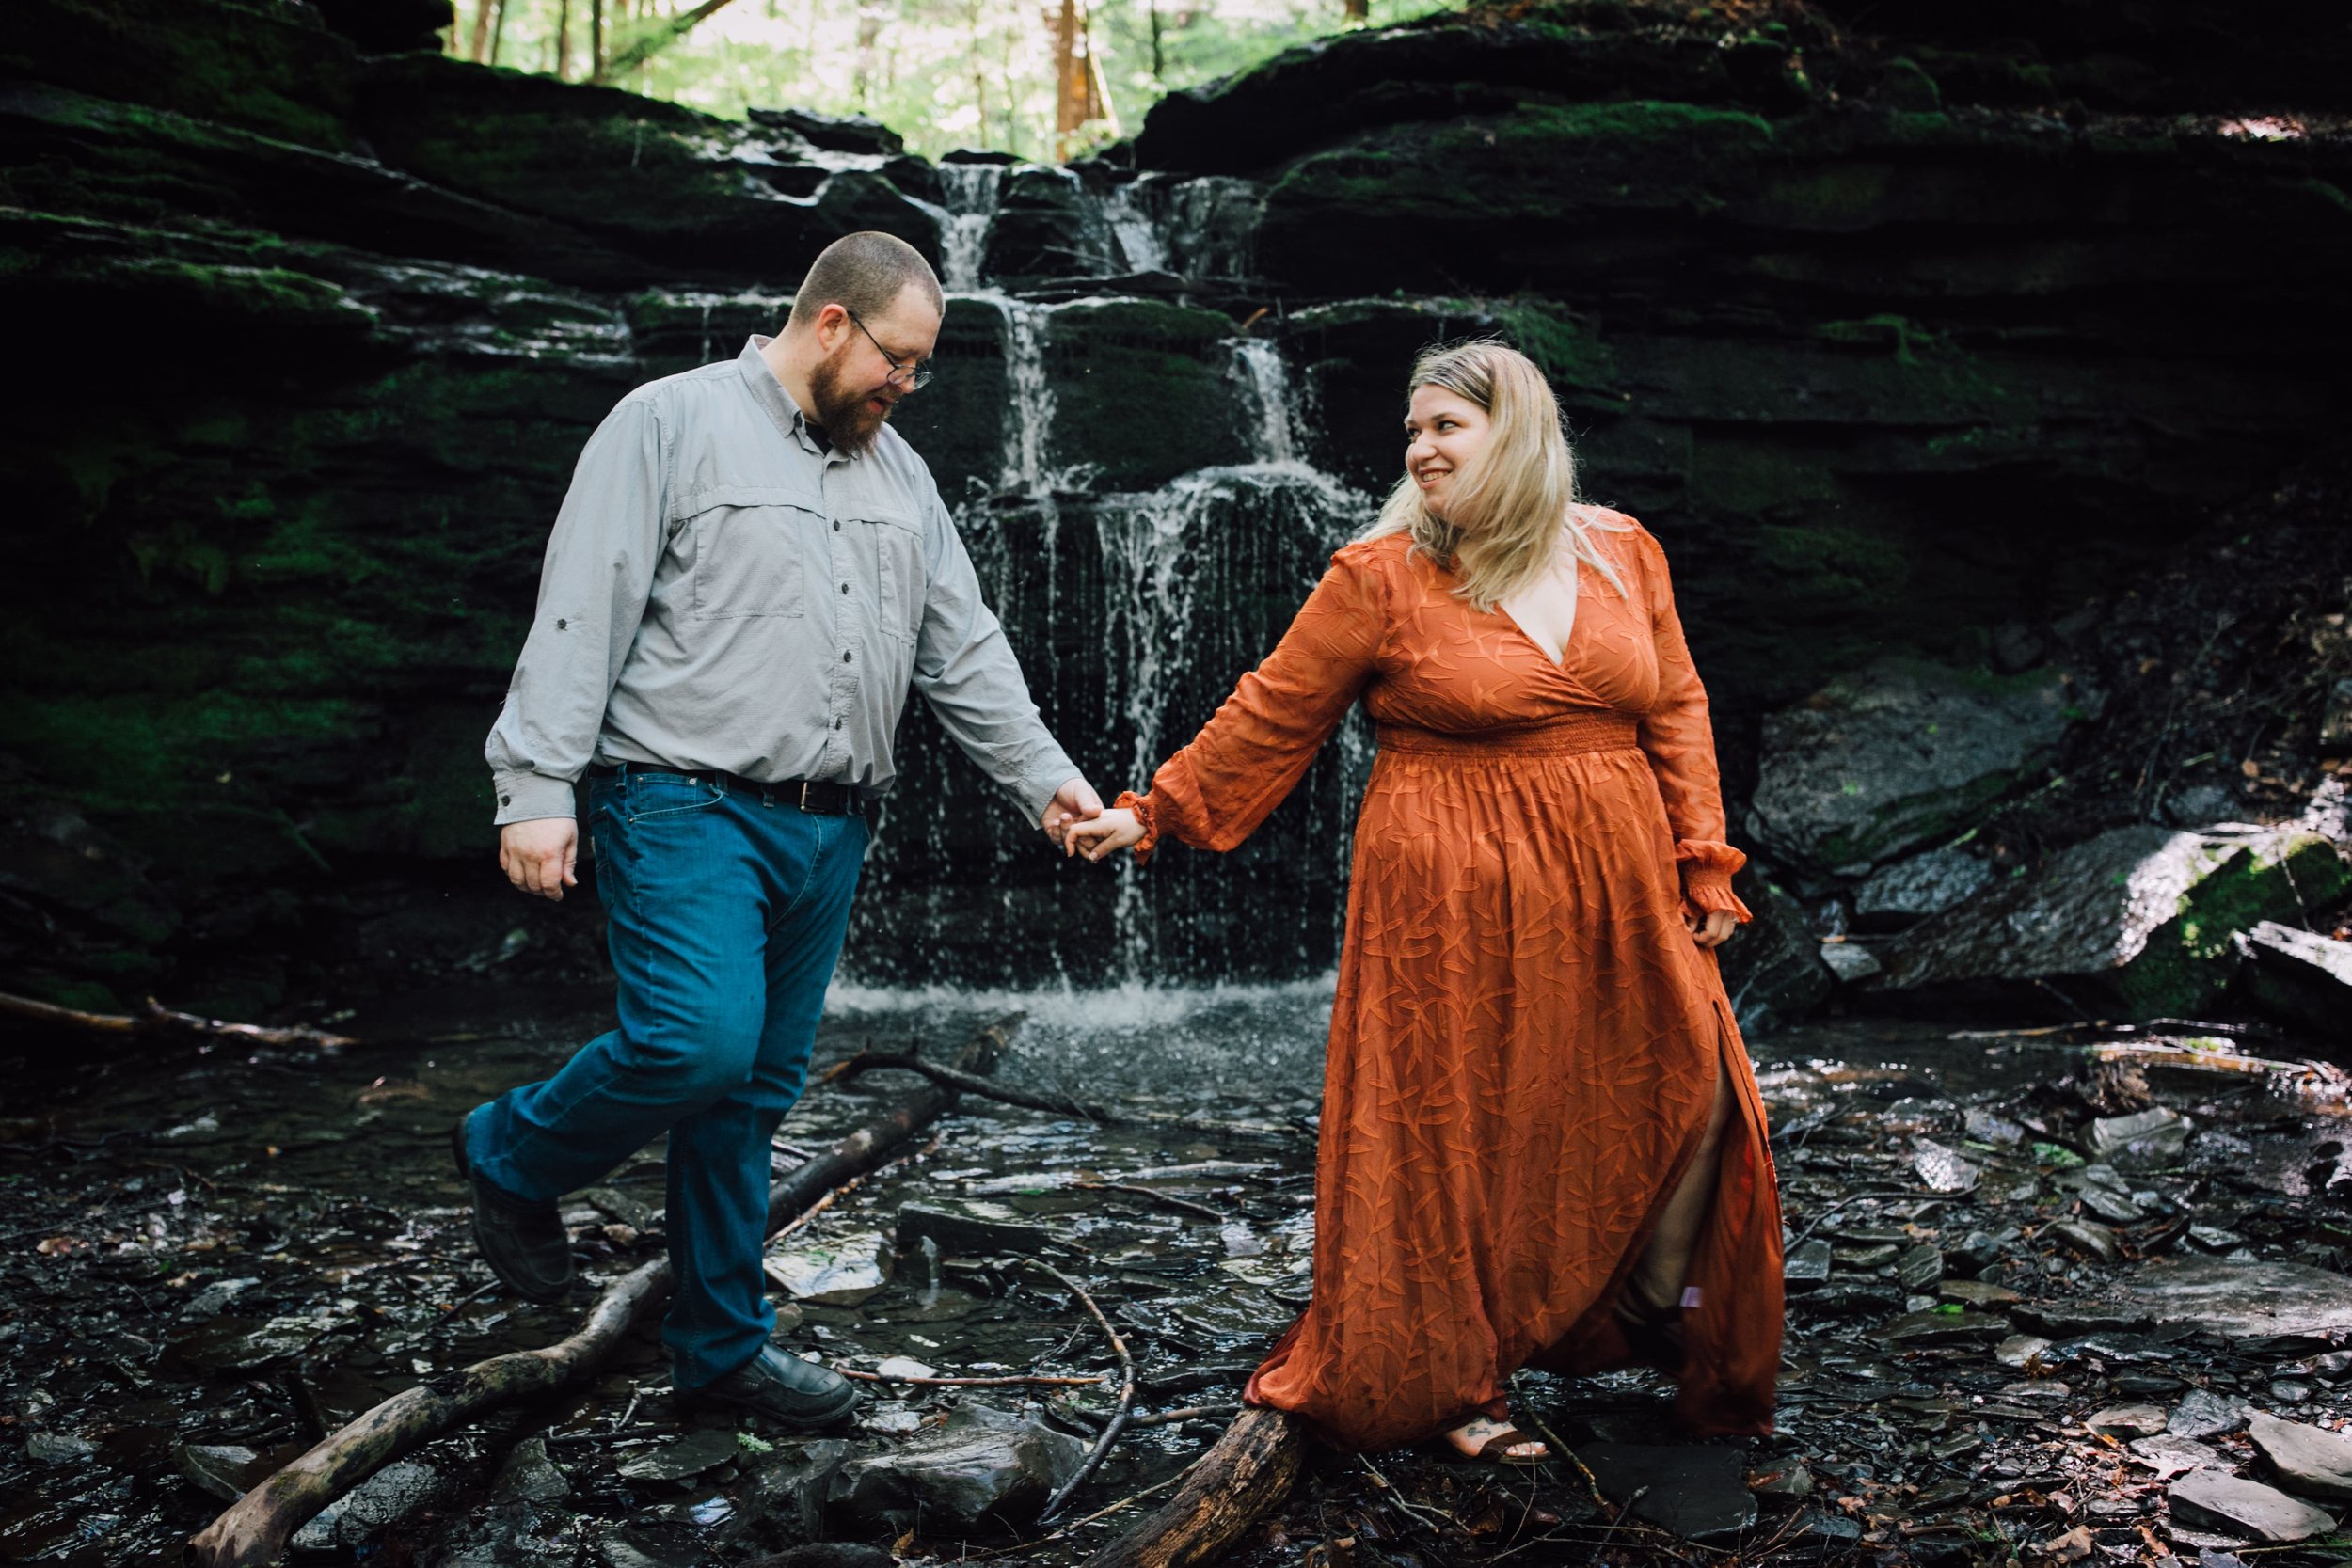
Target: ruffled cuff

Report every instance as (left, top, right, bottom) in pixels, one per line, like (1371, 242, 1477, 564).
(1113, 790, 1161, 863)
(1676, 841, 1752, 924)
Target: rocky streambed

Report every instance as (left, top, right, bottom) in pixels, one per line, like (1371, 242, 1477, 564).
(8, 989, 2352, 1566)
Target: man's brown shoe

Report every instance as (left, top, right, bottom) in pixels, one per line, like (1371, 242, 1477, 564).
(451, 1116, 574, 1304)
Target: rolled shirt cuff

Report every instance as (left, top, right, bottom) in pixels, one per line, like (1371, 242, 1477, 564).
(491, 770, 580, 826)
(1013, 750, 1084, 827)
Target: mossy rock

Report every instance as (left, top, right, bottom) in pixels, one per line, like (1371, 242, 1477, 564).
(1039, 298, 1251, 491)
(1873, 825, 2352, 1019)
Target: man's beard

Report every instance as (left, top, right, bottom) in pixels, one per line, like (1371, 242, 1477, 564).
(807, 349, 894, 455)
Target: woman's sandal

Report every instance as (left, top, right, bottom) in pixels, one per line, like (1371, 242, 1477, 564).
(1439, 1425, 1552, 1467)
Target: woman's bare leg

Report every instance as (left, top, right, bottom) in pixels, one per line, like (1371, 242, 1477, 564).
(1628, 1066, 1734, 1319)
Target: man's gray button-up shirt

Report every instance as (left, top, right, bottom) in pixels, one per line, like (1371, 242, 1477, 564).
(485, 336, 1077, 826)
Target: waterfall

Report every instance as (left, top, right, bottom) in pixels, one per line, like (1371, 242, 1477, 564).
(1164, 177, 1264, 283)
(1232, 338, 1297, 467)
(997, 297, 1058, 494)
(938, 165, 1004, 294)
(1104, 182, 1168, 276)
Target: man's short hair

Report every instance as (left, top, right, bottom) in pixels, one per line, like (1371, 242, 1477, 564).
(787, 231, 944, 327)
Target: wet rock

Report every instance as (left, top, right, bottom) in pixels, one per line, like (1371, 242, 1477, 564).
(1714, 871, 1836, 1036)
(1947, 1229, 2007, 1278)
(1854, 847, 1996, 929)
(2090, 1108, 2191, 1165)
(1578, 1444, 1756, 1542)
(24, 1431, 95, 1463)
(2169, 1470, 2338, 1544)
(718, 1440, 848, 1557)
(2169, 1390, 2252, 1441)
(177, 1276, 262, 1321)
(1964, 1108, 2026, 1147)
(1820, 940, 1882, 983)
(829, 1402, 1086, 1531)
(1898, 1244, 1944, 1291)
(165, 1314, 331, 1374)
(896, 1199, 1057, 1259)
(2241, 921, 2352, 1042)
(2274, 1379, 2312, 1404)
(1783, 1239, 1833, 1290)
(1749, 1458, 1813, 1498)
(1913, 1139, 1981, 1193)
(1835, 1242, 1900, 1269)
(765, 1233, 894, 1307)
(872, 1356, 938, 1381)
(290, 1459, 451, 1553)
(738, 1546, 898, 1568)
(1873, 826, 2352, 1017)
(2088, 1404, 2170, 1437)
(2080, 1186, 2148, 1225)
(1873, 1308, 2010, 1346)
(618, 1429, 745, 1485)
(2128, 1434, 2219, 1479)
(742, 106, 903, 156)
(2312, 1350, 2352, 1382)
(1745, 658, 2080, 878)
(492, 1437, 570, 1504)
(2110, 1258, 2352, 1340)
(2051, 1220, 2121, 1261)
(1943, 1280, 2021, 1307)
(1996, 1334, 2053, 1369)
(174, 1442, 263, 1501)
(2248, 1413, 2352, 1502)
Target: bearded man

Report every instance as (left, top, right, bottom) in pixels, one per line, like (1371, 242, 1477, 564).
(464, 231, 1097, 1428)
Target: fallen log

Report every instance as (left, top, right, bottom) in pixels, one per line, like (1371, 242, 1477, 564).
(1080, 1405, 1307, 1568)
(0, 990, 359, 1052)
(186, 1012, 1021, 1568)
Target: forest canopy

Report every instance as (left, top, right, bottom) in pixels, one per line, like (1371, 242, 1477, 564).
(444, 0, 1461, 162)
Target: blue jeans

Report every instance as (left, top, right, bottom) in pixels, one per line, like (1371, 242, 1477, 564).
(466, 768, 866, 1389)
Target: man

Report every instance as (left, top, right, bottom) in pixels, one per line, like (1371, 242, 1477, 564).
(466, 231, 1098, 1429)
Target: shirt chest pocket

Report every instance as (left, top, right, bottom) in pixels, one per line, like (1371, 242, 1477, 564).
(865, 514, 926, 646)
(682, 491, 816, 621)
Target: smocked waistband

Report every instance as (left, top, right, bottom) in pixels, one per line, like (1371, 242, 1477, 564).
(1376, 713, 1641, 758)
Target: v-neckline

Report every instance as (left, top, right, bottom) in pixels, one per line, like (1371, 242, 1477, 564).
(1498, 560, 1581, 670)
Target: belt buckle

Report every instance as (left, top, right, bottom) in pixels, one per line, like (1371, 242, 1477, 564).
(798, 781, 814, 813)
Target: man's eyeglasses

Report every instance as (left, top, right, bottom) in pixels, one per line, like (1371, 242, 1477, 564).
(847, 309, 933, 390)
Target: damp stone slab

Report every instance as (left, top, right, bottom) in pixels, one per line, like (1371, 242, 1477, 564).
(2169, 1468, 2338, 1543)
(2248, 1413, 2352, 1502)
(1577, 1444, 1757, 1543)
(2107, 1258, 2352, 1340)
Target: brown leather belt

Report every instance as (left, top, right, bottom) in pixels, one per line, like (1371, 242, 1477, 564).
(586, 761, 865, 816)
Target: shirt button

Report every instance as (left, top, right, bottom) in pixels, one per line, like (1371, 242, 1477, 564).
(840, 583, 849, 594)
(834, 718, 843, 730)
(499, 794, 511, 806)
(842, 651, 852, 662)
(555, 618, 567, 630)
(833, 519, 841, 531)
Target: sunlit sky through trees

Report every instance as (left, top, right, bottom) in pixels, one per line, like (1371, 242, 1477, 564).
(450, 0, 1460, 162)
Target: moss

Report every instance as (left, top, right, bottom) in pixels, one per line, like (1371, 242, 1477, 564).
(2118, 833, 2352, 1016)
(1490, 299, 1619, 396)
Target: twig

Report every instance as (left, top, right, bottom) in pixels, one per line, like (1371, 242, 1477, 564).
(378, 1279, 503, 1357)
(1035, 1261, 1137, 1526)
(839, 1370, 1108, 1387)
(1073, 1180, 1228, 1220)
(0, 991, 359, 1052)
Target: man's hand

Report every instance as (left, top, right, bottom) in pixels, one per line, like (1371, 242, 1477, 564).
(1041, 776, 1103, 847)
(501, 818, 579, 901)
(1684, 908, 1738, 949)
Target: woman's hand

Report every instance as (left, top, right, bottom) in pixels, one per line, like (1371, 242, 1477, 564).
(1064, 807, 1146, 862)
(1685, 908, 1737, 949)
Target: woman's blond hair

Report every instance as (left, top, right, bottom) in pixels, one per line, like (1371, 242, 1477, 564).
(1360, 338, 1627, 611)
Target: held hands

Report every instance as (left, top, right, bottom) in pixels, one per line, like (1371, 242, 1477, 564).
(501, 818, 579, 901)
(1685, 908, 1737, 949)
(1063, 807, 1145, 862)
(1041, 776, 1104, 847)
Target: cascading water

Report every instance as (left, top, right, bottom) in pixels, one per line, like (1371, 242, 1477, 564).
(846, 152, 1376, 990)
(937, 164, 1004, 294)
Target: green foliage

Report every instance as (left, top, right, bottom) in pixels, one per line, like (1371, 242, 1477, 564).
(439, 0, 1462, 161)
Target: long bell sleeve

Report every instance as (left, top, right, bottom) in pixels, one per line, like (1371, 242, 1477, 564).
(1119, 544, 1388, 860)
(1630, 530, 1752, 923)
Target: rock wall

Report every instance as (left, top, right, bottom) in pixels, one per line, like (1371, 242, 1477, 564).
(2, 0, 2345, 1010)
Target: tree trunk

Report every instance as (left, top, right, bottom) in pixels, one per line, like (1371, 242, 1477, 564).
(468, 0, 495, 59)
(1082, 1407, 1307, 1568)
(591, 0, 604, 79)
(597, 0, 741, 81)
(1343, 0, 1368, 20)
(555, 0, 573, 78)
(488, 0, 508, 64)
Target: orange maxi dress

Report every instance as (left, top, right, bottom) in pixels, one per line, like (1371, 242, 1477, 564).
(1118, 516, 1783, 1450)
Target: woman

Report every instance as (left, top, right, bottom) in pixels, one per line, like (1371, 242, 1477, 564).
(1064, 341, 1782, 1461)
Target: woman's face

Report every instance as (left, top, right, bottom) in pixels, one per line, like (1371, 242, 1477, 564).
(1404, 384, 1491, 524)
